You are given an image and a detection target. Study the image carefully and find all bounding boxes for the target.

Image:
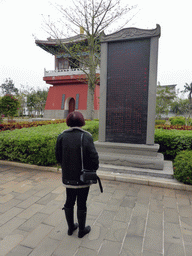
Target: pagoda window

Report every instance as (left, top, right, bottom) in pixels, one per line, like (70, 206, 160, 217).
(70, 58, 80, 69)
(57, 58, 69, 70)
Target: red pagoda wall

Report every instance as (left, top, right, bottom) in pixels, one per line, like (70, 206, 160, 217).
(45, 84, 88, 110)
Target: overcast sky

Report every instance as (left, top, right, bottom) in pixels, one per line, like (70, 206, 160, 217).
(0, 0, 191, 97)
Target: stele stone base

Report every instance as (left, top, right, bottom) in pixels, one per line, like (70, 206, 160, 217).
(94, 141, 164, 170)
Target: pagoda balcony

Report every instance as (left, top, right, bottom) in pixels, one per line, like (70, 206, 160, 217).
(44, 67, 100, 77)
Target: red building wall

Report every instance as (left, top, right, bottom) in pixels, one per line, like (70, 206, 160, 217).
(45, 83, 88, 110)
(43, 73, 100, 119)
(45, 83, 99, 111)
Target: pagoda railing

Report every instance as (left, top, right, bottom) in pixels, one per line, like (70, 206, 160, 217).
(44, 67, 100, 77)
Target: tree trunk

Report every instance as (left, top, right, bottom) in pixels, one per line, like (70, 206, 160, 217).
(86, 84, 94, 120)
(86, 37, 96, 120)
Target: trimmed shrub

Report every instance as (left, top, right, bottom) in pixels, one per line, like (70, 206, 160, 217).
(155, 124, 192, 130)
(173, 150, 192, 185)
(0, 119, 66, 132)
(169, 116, 186, 126)
(155, 120, 166, 125)
(0, 120, 99, 166)
(155, 129, 192, 160)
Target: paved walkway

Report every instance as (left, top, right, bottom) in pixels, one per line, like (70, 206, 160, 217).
(0, 162, 192, 256)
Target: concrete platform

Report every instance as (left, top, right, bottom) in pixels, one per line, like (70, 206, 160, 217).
(99, 160, 173, 179)
(95, 141, 164, 170)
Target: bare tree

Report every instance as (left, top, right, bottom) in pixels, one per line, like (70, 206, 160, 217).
(43, 0, 137, 119)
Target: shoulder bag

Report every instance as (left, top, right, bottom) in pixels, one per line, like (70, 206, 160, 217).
(80, 133, 103, 193)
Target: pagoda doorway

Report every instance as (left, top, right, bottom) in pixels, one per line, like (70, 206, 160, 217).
(69, 98, 75, 113)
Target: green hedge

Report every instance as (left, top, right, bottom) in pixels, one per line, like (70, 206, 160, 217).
(173, 150, 192, 184)
(1, 120, 191, 166)
(155, 120, 166, 125)
(0, 121, 99, 166)
(169, 116, 186, 126)
(154, 129, 192, 160)
(169, 116, 192, 126)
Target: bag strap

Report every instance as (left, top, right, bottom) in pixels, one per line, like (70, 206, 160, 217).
(97, 176, 103, 193)
(80, 133, 84, 170)
(81, 132, 103, 193)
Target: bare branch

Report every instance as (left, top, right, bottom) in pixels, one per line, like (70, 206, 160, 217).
(41, 0, 139, 119)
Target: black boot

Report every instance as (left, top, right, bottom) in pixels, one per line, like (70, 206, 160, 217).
(77, 209, 91, 238)
(63, 207, 78, 236)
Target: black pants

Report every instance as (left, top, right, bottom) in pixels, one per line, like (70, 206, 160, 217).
(64, 187, 90, 210)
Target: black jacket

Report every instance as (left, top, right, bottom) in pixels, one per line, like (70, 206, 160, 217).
(55, 127, 99, 186)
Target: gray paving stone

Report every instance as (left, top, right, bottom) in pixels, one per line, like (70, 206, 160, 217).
(164, 242, 185, 256)
(92, 191, 113, 203)
(27, 237, 60, 256)
(147, 211, 163, 229)
(52, 235, 82, 256)
(39, 199, 62, 215)
(105, 220, 128, 242)
(121, 234, 143, 255)
(18, 212, 49, 232)
(75, 247, 97, 256)
(20, 223, 53, 248)
(126, 187, 140, 197)
(36, 193, 58, 205)
(87, 202, 106, 216)
(149, 199, 164, 213)
(11, 228, 29, 239)
(137, 188, 152, 200)
(98, 240, 122, 256)
(42, 208, 64, 227)
(0, 198, 22, 214)
(104, 198, 121, 211)
(48, 222, 68, 241)
(180, 216, 192, 230)
(143, 250, 163, 256)
(16, 196, 41, 209)
(143, 227, 163, 253)
(176, 196, 190, 206)
(164, 208, 179, 224)
(0, 163, 192, 256)
(132, 202, 149, 217)
(126, 216, 146, 236)
(17, 203, 44, 219)
(80, 224, 108, 251)
(6, 245, 33, 256)
(136, 196, 150, 205)
(163, 188, 176, 198)
(0, 207, 23, 225)
(115, 206, 132, 222)
(15, 189, 40, 200)
(0, 217, 26, 239)
(178, 205, 192, 218)
(164, 222, 183, 244)
(185, 244, 192, 256)
(120, 196, 137, 208)
(0, 234, 24, 255)
(163, 196, 177, 209)
(113, 189, 128, 200)
(96, 210, 116, 228)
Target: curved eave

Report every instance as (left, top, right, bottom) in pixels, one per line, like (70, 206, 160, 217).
(35, 34, 88, 55)
(35, 41, 60, 55)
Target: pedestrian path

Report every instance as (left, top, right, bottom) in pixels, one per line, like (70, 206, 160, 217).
(0, 162, 192, 256)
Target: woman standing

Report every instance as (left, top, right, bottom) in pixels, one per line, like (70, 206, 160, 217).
(55, 111, 99, 238)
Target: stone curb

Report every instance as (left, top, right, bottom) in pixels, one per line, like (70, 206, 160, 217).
(0, 160, 192, 192)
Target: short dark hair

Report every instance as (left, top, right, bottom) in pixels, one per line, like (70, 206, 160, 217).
(66, 111, 85, 127)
